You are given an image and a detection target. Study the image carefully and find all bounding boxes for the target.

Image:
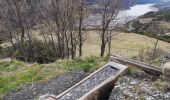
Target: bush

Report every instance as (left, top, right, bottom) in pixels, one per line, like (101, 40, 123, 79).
(132, 47, 168, 66)
(13, 40, 57, 63)
(0, 32, 9, 43)
(154, 78, 170, 92)
(79, 63, 93, 72)
(0, 46, 13, 59)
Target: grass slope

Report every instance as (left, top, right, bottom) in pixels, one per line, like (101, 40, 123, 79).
(0, 57, 106, 99)
(83, 31, 170, 57)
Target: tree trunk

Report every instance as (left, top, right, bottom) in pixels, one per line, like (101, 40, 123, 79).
(108, 32, 112, 55)
(64, 32, 70, 59)
(100, 38, 106, 57)
(70, 32, 75, 59)
(79, 43, 82, 57)
(153, 39, 159, 58)
(78, 0, 84, 57)
(78, 18, 83, 57)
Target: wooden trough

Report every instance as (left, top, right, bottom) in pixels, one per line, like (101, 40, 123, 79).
(44, 62, 128, 100)
(110, 55, 162, 76)
(39, 55, 163, 100)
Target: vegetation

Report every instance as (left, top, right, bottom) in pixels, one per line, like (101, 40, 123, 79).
(0, 0, 169, 99)
(0, 31, 169, 98)
(0, 32, 9, 44)
(128, 67, 170, 92)
(154, 78, 170, 92)
(95, 0, 122, 57)
(0, 57, 106, 98)
(0, 0, 125, 62)
(84, 31, 170, 58)
(127, 20, 170, 43)
(0, 0, 168, 62)
(126, 9, 170, 44)
(142, 10, 170, 21)
(13, 40, 58, 63)
(135, 31, 170, 43)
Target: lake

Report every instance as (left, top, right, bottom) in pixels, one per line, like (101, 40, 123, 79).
(84, 4, 159, 27)
(122, 4, 158, 18)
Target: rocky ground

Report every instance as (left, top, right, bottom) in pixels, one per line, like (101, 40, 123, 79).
(3, 68, 170, 100)
(3, 71, 88, 100)
(109, 70, 170, 100)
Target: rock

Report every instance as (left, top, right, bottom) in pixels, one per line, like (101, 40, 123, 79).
(130, 81, 137, 85)
(109, 71, 170, 100)
(162, 62, 170, 81)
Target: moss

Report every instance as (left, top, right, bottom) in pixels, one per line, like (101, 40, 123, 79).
(139, 96, 145, 100)
(127, 67, 141, 75)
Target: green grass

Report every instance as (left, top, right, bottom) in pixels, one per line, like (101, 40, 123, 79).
(0, 60, 23, 72)
(0, 57, 106, 99)
(56, 56, 107, 72)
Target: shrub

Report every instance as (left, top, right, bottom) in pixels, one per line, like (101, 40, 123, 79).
(12, 40, 57, 63)
(154, 78, 170, 92)
(0, 32, 9, 43)
(132, 47, 168, 66)
(79, 63, 93, 72)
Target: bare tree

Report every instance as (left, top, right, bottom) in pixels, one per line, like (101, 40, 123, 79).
(76, 0, 86, 57)
(152, 21, 166, 59)
(39, 0, 81, 59)
(107, 30, 119, 55)
(0, 0, 39, 60)
(151, 9, 166, 59)
(96, 0, 122, 57)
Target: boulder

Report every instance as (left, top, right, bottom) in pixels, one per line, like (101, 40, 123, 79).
(162, 62, 170, 81)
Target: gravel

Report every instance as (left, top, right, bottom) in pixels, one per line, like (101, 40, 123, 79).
(109, 71, 170, 100)
(4, 66, 169, 100)
(58, 65, 119, 100)
(3, 70, 88, 100)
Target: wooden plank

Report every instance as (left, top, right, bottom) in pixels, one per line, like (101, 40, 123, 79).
(55, 62, 128, 100)
(110, 55, 162, 76)
(79, 62, 128, 100)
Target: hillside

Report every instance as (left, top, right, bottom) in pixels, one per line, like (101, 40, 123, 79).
(125, 8, 170, 43)
(84, 31, 170, 57)
(0, 0, 170, 100)
(1, 31, 170, 99)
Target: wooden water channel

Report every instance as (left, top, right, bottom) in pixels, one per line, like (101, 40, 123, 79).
(56, 62, 128, 100)
(110, 55, 162, 76)
(41, 55, 163, 100)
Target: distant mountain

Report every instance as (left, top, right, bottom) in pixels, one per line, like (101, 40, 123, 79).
(86, 0, 163, 5)
(136, 0, 162, 4)
(162, 0, 170, 2)
(155, 1, 170, 10)
(86, 0, 163, 10)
